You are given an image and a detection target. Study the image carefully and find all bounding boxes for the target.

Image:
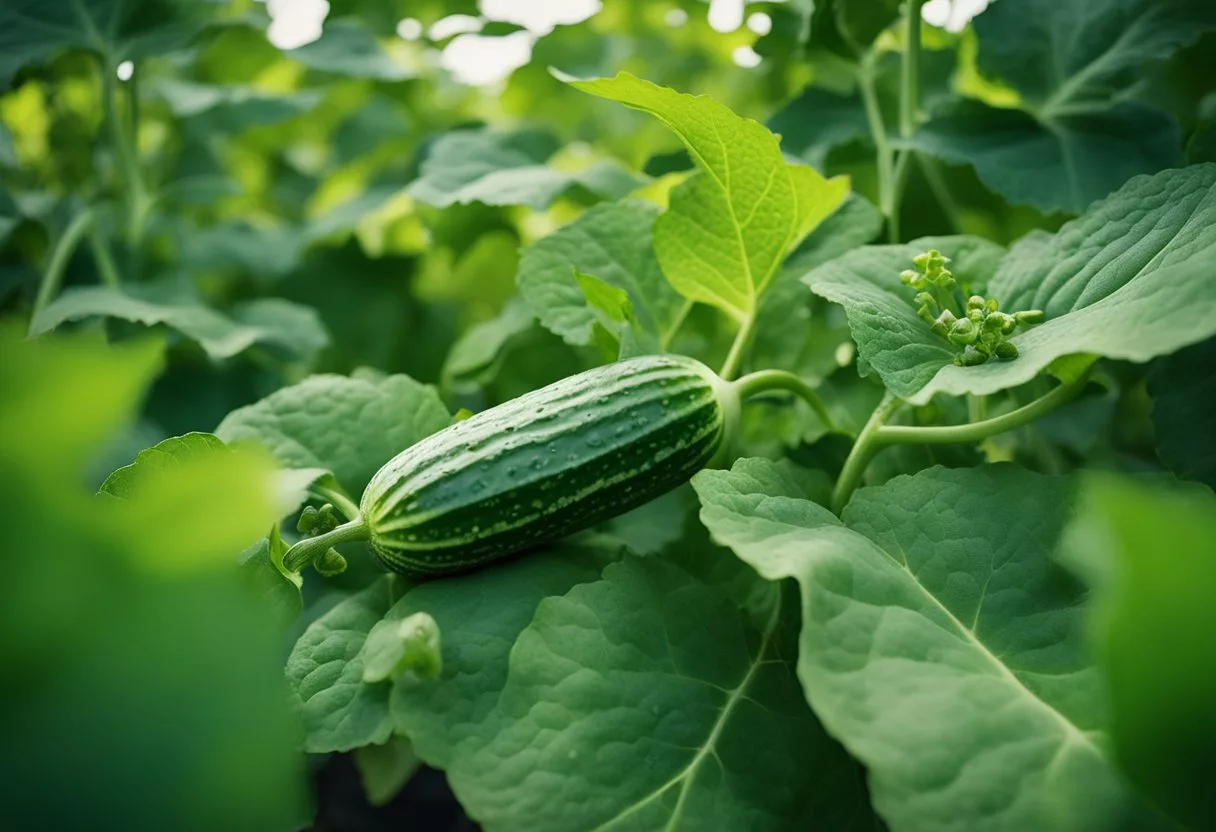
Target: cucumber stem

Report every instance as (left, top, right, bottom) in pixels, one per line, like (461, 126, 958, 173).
(732, 370, 838, 433)
(283, 516, 369, 573)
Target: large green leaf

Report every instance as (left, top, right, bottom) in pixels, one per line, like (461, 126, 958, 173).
(515, 199, 686, 348)
(392, 554, 874, 831)
(0, 0, 211, 81)
(216, 372, 449, 498)
(694, 460, 1160, 832)
(910, 0, 1216, 212)
(909, 100, 1182, 215)
(29, 283, 329, 363)
(806, 166, 1216, 404)
(286, 578, 398, 752)
(1148, 337, 1216, 490)
(571, 72, 848, 320)
(1063, 476, 1216, 831)
(408, 128, 645, 210)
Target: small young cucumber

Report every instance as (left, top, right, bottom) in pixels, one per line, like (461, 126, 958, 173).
(361, 354, 737, 576)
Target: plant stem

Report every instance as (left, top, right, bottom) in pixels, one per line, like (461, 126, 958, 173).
(87, 223, 122, 287)
(311, 485, 361, 522)
(874, 375, 1088, 446)
(858, 54, 893, 230)
(31, 208, 94, 326)
(899, 0, 925, 139)
(917, 154, 963, 234)
(661, 299, 694, 350)
(101, 53, 147, 245)
(719, 314, 755, 381)
(282, 516, 369, 573)
(733, 369, 838, 432)
(888, 0, 926, 243)
(832, 392, 903, 514)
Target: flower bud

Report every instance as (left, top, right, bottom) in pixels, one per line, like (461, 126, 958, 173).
(994, 341, 1020, 360)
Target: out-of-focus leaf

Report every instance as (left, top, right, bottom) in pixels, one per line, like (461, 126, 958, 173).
(515, 199, 685, 348)
(442, 299, 536, 392)
(1063, 475, 1216, 831)
(695, 460, 1163, 831)
(1149, 337, 1216, 490)
(570, 72, 848, 320)
(909, 100, 1182, 215)
(150, 78, 323, 130)
(353, 736, 421, 807)
(285, 18, 415, 80)
(407, 128, 645, 210)
(216, 372, 449, 497)
(808, 166, 1216, 404)
(98, 431, 279, 575)
(0, 0, 213, 83)
(180, 221, 306, 279)
(0, 323, 163, 484)
(0, 327, 307, 831)
(910, 0, 1216, 212)
(30, 283, 329, 363)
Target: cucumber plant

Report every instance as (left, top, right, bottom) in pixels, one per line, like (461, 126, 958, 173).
(3, 1, 1216, 831)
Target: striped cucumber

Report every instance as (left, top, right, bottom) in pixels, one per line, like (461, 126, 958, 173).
(284, 354, 739, 577)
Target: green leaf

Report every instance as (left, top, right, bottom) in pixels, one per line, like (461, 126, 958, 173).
(353, 735, 421, 807)
(180, 221, 306, 279)
(908, 100, 1182, 215)
(768, 85, 871, 169)
(30, 283, 329, 363)
(0, 323, 163, 484)
(215, 372, 449, 497)
(570, 71, 849, 319)
(98, 432, 281, 575)
(909, 0, 1216, 212)
(515, 199, 685, 348)
(408, 128, 645, 210)
(0, 0, 212, 82)
(1149, 337, 1216, 490)
(0, 189, 19, 244)
(150, 78, 322, 129)
(388, 547, 609, 765)
(1064, 475, 1216, 831)
(286, 578, 398, 752)
(393, 554, 873, 831)
(441, 298, 536, 392)
(694, 460, 1157, 832)
(749, 194, 884, 377)
(807, 166, 1216, 404)
(284, 18, 415, 80)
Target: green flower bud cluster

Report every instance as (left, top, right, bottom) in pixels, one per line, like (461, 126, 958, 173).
(295, 503, 348, 576)
(901, 250, 1044, 367)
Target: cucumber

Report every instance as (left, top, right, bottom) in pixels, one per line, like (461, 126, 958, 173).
(361, 354, 737, 575)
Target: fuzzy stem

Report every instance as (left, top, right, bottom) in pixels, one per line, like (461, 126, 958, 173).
(282, 517, 369, 573)
(87, 223, 122, 287)
(31, 209, 94, 326)
(874, 376, 1087, 446)
(832, 392, 903, 514)
(733, 369, 838, 432)
(718, 314, 756, 381)
(661, 299, 695, 351)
